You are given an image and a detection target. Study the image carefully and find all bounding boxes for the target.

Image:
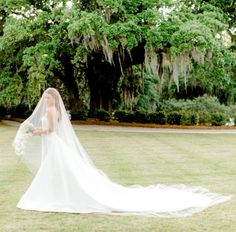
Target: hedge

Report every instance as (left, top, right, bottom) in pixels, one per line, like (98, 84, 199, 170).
(210, 113, 227, 126)
(94, 109, 111, 122)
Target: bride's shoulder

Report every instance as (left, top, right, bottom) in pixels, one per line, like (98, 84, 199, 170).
(45, 107, 59, 119)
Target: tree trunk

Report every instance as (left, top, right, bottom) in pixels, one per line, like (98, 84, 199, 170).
(53, 53, 81, 110)
(86, 53, 121, 114)
(86, 42, 145, 114)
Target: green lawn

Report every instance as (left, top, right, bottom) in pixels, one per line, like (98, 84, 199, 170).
(0, 125, 235, 232)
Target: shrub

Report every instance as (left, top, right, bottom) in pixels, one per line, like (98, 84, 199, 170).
(163, 99, 190, 112)
(162, 95, 230, 115)
(229, 105, 236, 115)
(230, 113, 236, 121)
(23, 110, 33, 118)
(70, 109, 88, 120)
(95, 109, 111, 122)
(167, 112, 182, 125)
(7, 106, 32, 118)
(193, 95, 229, 114)
(210, 113, 227, 126)
(149, 111, 166, 124)
(114, 110, 134, 122)
(180, 111, 199, 125)
(198, 112, 211, 125)
(132, 110, 149, 123)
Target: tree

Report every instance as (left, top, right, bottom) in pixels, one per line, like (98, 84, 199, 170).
(68, 0, 235, 109)
(0, 0, 81, 109)
(0, 0, 235, 113)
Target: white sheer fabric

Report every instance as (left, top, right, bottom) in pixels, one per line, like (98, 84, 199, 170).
(13, 88, 232, 217)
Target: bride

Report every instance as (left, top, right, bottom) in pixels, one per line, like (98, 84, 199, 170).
(13, 87, 232, 217)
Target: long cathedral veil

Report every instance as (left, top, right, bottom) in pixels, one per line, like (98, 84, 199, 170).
(12, 88, 102, 174)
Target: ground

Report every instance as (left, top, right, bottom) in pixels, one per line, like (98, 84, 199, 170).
(0, 123, 235, 232)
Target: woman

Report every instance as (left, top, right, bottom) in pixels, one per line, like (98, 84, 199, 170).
(13, 88, 232, 217)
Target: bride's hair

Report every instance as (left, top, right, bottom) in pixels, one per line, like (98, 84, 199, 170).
(44, 87, 62, 121)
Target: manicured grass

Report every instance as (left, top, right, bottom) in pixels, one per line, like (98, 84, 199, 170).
(0, 125, 235, 232)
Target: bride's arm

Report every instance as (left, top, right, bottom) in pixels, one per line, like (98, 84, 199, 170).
(33, 110, 55, 135)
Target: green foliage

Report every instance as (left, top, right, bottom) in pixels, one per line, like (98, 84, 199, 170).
(135, 72, 160, 111)
(210, 112, 227, 126)
(149, 112, 166, 124)
(114, 110, 134, 122)
(70, 108, 88, 120)
(132, 110, 149, 123)
(114, 95, 232, 126)
(170, 20, 214, 54)
(198, 112, 211, 125)
(0, 0, 235, 113)
(118, 66, 161, 112)
(166, 112, 183, 125)
(192, 95, 229, 114)
(9, 106, 33, 118)
(180, 111, 199, 125)
(162, 95, 229, 114)
(113, 108, 229, 126)
(94, 109, 111, 121)
(0, 3, 81, 109)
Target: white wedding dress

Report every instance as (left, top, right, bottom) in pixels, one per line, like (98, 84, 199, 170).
(14, 88, 232, 217)
(16, 116, 232, 217)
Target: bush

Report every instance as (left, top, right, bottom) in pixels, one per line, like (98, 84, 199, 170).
(22, 110, 33, 118)
(229, 105, 236, 115)
(132, 110, 149, 123)
(230, 114, 236, 122)
(163, 99, 190, 112)
(193, 95, 229, 114)
(162, 95, 230, 115)
(70, 109, 88, 120)
(198, 112, 211, 125)
(7, 106, 32, 118)
(210, 113, 227, 126)
(149, 111, 166, 124)
(114, 110, 134, 122)
(95, 109, 111, 122)
(180, 111, 199, 125)
(167, 112, 182, 125)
